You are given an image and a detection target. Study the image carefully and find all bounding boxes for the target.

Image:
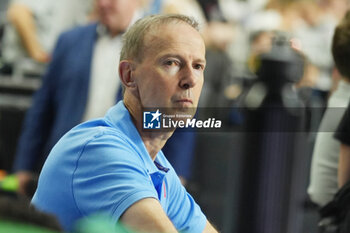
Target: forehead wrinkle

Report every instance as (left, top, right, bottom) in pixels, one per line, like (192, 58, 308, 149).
(140, 22, 205, 62)
(144, 34, 169, 56)
(138, 25, 168, 61)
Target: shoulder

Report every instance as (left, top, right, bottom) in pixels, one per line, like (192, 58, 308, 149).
(47, 121, 149, 181)
(67, 121, 143, 165)
(69, 120, 133, 148)
(56, 23, 98, 47)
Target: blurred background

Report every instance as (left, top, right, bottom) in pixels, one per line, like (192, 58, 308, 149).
(1, 0, 350, 232)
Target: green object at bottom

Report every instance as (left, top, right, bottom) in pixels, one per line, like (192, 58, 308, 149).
(74, 214, 138, 233)
(0, 175, 19, 192)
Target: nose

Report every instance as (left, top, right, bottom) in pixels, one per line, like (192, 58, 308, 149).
(179, 64, 199, 90)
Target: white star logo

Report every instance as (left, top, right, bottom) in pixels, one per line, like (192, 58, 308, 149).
(151, 110, 161, 122)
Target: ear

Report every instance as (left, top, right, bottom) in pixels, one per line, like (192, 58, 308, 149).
(119, 60, 137, 90)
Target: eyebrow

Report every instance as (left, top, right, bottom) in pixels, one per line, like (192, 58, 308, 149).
(158, 54, 206, 64)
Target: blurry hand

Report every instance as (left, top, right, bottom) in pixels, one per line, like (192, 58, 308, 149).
(31, 50, 51, 63)
(16, 171, 33, 196)
(7, 3, 51, 64)
(179, 176, 187, 186)
(296, 63, 319, 88)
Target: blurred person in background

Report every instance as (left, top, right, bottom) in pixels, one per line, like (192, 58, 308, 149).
(12, 0, 141, 196)
(1, 0, 93, 76)
(163, 0, 234, 59)
(332, 103, 350, 233)
(308, 10, 350, 207)
(336, 103, 350, 188)
(32, 14, 218, 233)
(320, 0, 349, 23)
(293, 0, 345, 107)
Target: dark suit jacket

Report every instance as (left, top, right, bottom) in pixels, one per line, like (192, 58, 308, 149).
(14, 23, 99, 172)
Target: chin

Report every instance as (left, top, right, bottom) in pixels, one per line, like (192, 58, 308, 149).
(173, 104, 196, 116)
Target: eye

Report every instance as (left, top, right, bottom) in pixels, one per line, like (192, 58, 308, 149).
(193, 63, 204, 70)
(164, 60, 179, 66)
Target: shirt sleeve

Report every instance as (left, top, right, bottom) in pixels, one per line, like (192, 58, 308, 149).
(166, 170, 207, 233)
(72, 132, 159, 221)
(335, 103, 350, 146)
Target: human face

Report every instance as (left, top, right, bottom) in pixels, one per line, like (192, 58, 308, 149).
(132, 22, 206, 112)
(96, 0, 138, 35)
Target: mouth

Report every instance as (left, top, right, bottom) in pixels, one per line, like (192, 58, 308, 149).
(176, 99, 193, 104)
(171, 99, 196, 116)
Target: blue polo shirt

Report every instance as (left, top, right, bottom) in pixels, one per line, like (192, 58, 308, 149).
(31, 101, 206, 232)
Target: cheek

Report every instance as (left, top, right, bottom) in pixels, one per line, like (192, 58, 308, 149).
(194, 78, 204, 98)
(137, 74, 164, 99)
(154, 79, 176, 97)
(164, 66, 180, 76)
(193, 69, 203, 78)
(150, 69, 178, 91)
(136, 68, 177, 103)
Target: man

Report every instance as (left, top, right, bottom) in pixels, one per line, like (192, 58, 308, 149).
(12, 0, 139, 193)
(308, 10, 350, 207)
(335, 102, 350, 188)
(31, 14, 218, 233)
(330, 102, 350, 233)
(333, 11, 350, 190)
(13, 0, 195, 194)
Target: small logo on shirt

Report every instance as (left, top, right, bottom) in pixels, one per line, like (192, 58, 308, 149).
(143, 110, 162, 129)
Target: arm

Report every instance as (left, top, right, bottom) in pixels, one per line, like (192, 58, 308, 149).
(121, 199, 218, 233)
(203, 221, 218, 233)
(7, 3, 50, 63)
(120, 198, 178, 233)
(338, 143, 350, 188)
(164, 164, 214, 233)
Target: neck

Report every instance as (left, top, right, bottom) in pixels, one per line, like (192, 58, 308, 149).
(109, 29, 122, 37)
(124, 95, 174, 161)
(140, 131, 174, 161)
